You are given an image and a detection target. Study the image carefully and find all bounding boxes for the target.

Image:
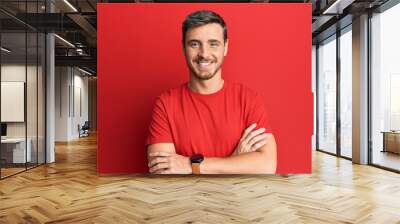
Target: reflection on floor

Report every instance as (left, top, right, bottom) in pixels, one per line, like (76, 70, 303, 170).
(373, 150, 400, 171)
(0, 162, 42, 179)
(340, 147, 352, 158)
(0, 167, 25, 178)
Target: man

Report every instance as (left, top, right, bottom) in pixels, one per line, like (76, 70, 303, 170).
(146, 10, 277, 174)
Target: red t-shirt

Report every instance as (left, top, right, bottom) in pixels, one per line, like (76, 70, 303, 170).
(146, 81, 272, 157)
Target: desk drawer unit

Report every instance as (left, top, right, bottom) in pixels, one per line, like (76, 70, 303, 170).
(0, 139, 32, 164)
(383, 132, 400, 154)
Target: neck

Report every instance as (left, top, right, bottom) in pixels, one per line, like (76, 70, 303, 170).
(188, 73, 224, 94)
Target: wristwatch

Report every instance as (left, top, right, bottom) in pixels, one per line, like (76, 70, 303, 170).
(190, 154, 204, 174)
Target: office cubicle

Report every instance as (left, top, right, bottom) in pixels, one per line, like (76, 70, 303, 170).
(0, 1, 46, 179)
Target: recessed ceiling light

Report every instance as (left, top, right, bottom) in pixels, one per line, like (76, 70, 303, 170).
(323, 0, 355, 15)
(63, 0, 78, 12)
(78, 67, 93, 76)
(54, 34, 75, 48)
(1, 47, 11, 53)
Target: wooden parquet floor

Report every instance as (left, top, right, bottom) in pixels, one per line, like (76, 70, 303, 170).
(1, 134, 400, 223)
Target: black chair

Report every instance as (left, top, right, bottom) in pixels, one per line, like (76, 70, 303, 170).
(79, 121, 90, 138)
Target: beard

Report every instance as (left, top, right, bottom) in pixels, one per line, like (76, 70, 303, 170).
(187, 56, 224, 81)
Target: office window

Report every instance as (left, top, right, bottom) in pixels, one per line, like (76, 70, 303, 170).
(339, 27, 352, 158)
(371, 2, 400, 171)
(317, 35, 337, 154)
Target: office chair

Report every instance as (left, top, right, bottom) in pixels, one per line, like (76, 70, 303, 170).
(79, 121, 90, 138)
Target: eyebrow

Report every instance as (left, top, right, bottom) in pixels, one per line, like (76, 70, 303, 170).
(208, 39, 221, 44)
(187, 39, 222, 44)
(187, 39, 201, 44)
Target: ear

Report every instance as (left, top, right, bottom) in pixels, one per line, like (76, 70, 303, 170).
(224, 39, 229, 56)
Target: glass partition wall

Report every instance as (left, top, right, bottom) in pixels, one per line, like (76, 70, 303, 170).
(0, 1, 46, 179)
(317, 35, 337, 155)
(316, 25, 353, 159)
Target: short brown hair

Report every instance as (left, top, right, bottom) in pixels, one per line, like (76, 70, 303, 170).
(182, 10, 228, 45)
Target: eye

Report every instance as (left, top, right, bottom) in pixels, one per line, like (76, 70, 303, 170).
(189, 42, 199, 48)
(210, 42, 219, 48)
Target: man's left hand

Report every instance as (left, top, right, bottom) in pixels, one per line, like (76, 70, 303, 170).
(148, 151, 192, 174)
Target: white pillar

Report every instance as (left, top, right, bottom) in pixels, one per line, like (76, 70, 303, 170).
(352, 14, 369, 164)
(46, 1, 55, 163)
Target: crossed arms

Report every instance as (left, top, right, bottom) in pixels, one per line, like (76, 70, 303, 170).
(147, 123, 277, 174)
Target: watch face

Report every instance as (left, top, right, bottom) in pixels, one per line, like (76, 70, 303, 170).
(191, 154, 204, 163)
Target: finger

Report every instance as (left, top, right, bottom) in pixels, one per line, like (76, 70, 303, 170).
(248, 133, 268, 146)
(240, 146, 251, 154)
(243, 128, 266, 145)
(148, 151, 172, 157)
(237, 143, 251, 154)
(251, 140, 267, 151)
(240, 123, 257, 141)
(150, 163, 168, 173)
(159, 169, 171, 174)
(154, 168, 171, 174)
(153, 168, 167, 174)
(149, 162, 170, 173)
(148, 157, 169, 167)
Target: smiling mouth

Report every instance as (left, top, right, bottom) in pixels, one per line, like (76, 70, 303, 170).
(196, 61, 213, 68)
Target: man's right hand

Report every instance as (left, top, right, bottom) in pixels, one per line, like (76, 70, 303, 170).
(232, 123, 268, 156)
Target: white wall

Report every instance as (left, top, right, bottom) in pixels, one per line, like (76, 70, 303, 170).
(1, 65, 25, 130)
(1, 82, 25, 122)
(1, 64, 25, 81)
(55, 67, 89, 141)
(72, 73, 89, 138)
(1, 64, 39, 137)
(55, 66, 69, 141)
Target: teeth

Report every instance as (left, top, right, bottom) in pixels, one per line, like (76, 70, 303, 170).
(199, 62, 211, 65)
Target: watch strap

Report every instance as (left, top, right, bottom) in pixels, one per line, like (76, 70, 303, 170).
(192, 163, 201, 174)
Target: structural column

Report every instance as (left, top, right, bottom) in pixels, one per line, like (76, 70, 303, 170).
(46, 1, 55, 163)
(352, 14, 369, 164)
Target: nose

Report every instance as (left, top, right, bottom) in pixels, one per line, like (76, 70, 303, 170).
(198, 45, 211, 59)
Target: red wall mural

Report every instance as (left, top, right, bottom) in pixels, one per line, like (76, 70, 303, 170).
(98, 3, 312, 174)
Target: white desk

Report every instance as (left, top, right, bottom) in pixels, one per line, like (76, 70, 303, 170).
(1, 138, 32, 163)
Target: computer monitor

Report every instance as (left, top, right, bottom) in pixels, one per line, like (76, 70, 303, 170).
(1, 123, 7, 137)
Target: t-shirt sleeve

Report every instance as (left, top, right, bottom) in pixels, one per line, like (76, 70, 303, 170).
(246, 93, 273, 133)
(145, 96, 174, 146)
